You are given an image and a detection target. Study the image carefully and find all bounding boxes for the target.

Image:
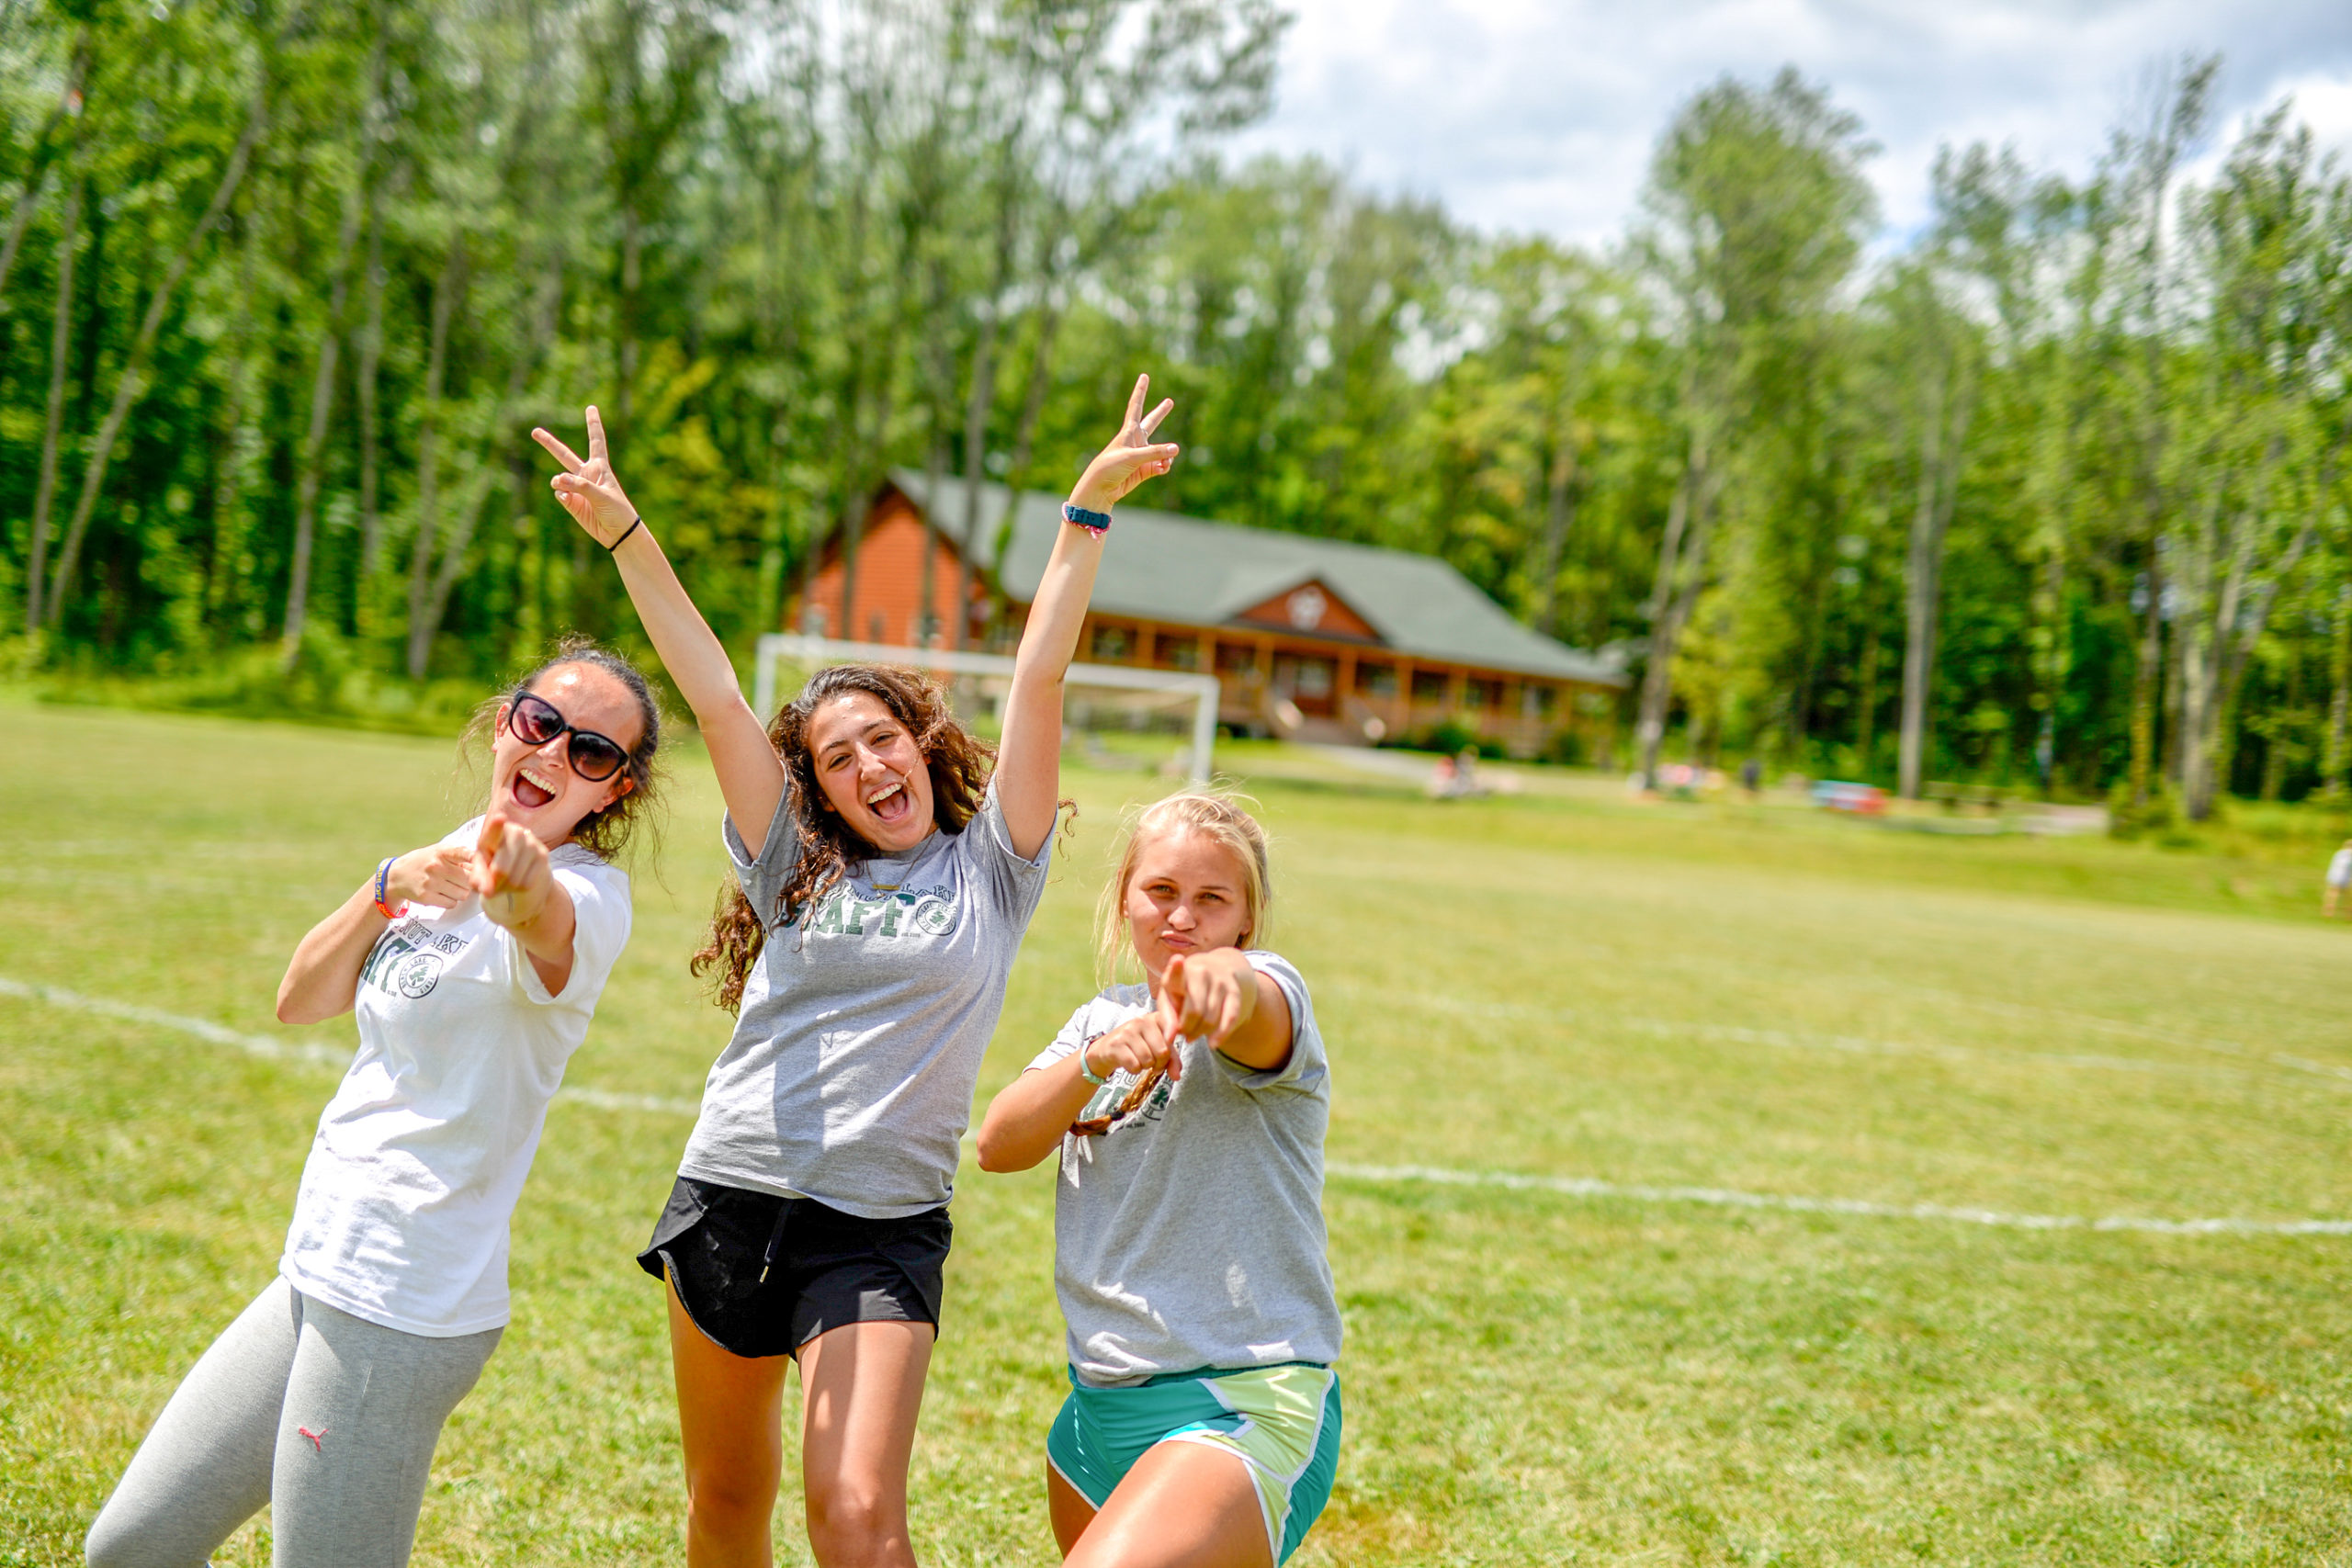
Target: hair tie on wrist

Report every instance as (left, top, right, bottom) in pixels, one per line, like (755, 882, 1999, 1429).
(606, 515, 644, 553)
(1061, 502, 1110, 537)
(1078, 1040, 1110, 1086)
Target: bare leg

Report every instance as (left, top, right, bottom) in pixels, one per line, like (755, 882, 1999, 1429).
(1058, 1440, 1272, 1568)
(668, 1281, 793, 1568)
(1046, 1461, 1095, 1557)
(795, 1320, 934, 1568)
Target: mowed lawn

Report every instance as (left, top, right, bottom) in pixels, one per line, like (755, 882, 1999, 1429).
(4, 698, 2349, 1566)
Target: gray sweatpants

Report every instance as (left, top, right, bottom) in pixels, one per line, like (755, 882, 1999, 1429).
(85, 1277, 501, 1568)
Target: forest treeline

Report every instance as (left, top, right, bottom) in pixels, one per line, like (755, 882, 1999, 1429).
(1, 1, 2347, 815)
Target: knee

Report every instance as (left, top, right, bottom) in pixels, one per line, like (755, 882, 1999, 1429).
(683, 1456, 780, 1539)
(804, 1478, 907, 1568)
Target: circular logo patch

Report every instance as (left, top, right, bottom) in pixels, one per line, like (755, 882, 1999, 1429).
(394, 952, 445, 999)
(910, 897, 957, 937)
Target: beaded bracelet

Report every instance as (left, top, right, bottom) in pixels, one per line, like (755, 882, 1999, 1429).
(1061, 502, 1111, 537)
(373, 857, 408, 922)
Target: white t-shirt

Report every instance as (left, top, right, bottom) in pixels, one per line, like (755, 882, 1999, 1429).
(279, 820, 632, 1337)
(2327, 848, 2352, 887)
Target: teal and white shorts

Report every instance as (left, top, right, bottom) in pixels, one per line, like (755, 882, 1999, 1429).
(1046, 1361, 1341, 1563)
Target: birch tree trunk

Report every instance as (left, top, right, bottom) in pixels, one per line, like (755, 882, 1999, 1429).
(0, 29, 90, 307)
(355, 181, 387, 582)
(24, 179, 80, 635)
(47, 85, 266, 629)
(1896, 366, 1972, 799)
(403, 236, 467, 676)
(407, 254, 557, 679)
(2127, 546, 2163, 808)
(205, 211, 263, 629)
(1634, 437, 1714, 787)
(277, 182, 368, 666)
(1531, 392, 1580, 638)
(2324, 590, 2350, 800)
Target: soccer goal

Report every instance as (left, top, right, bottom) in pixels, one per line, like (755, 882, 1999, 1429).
(753, 634, 1222, 785)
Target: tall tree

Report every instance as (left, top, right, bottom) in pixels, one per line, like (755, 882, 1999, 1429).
(1629, 66, 1875, 787)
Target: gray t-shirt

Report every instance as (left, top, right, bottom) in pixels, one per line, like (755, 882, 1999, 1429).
(677, 785, 1052, 1219)
(1026, 953, 1341, 1386)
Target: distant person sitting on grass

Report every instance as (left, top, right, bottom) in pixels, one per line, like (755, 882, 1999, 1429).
(536, 379, 1176, 1568)
(977, 791, 1342, 1568)
(85, 641, 662, 1568)
(2325, 839, 2352, 918)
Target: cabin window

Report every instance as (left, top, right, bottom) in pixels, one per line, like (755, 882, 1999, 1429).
(1357, 661, 1396, 696)
(1524, 684, 1556, 716)
(1412, 671, 1449, 705)
(1090, 624, 1132, 661)
(1464, 680, 1495, 711)
(1160, 637, 1200, 671)
(1217, 642, 1261, 677)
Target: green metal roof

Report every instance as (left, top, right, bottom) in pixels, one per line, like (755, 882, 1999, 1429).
(889, 470, 1626, 687)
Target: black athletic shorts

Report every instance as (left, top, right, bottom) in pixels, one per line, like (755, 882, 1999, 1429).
(637, 1176, 951, 1360)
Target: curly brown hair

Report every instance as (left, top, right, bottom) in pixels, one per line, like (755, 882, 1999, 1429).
(691, 663, 998, 1012)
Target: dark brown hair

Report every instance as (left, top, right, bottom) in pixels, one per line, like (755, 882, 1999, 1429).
(691, 663, 996, 1012)
(462, 637, 667, 863)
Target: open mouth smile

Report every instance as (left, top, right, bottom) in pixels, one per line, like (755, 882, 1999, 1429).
(865, 777, 914, 825)
(512, 763, 560, 810)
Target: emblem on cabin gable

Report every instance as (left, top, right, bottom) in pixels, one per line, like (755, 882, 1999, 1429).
(1285, 585, 1328, 630)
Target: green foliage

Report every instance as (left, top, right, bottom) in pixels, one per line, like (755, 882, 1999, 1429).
(0, 14, 2345, 818)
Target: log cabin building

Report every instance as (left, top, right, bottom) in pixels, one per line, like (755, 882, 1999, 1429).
(789, 472, 1625, 759)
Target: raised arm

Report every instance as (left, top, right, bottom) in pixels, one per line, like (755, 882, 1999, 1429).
(993, 375, 1181, 859)
(535, 408, 789, 850)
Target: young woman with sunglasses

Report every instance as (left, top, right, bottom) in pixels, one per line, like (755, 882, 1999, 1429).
(533, 378, 1176, 1568)
(85, 643, 663, 1568)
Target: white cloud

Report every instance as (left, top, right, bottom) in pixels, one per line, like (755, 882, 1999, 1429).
(1236, 0, 2352, 249)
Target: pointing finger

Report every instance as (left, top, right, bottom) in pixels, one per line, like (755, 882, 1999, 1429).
(533, 427, 586, 474)
(586, 405, 608, 460)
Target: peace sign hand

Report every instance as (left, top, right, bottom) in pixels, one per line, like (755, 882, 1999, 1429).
(1069, 373, 1180, 514)
(532, 406, 641, 547)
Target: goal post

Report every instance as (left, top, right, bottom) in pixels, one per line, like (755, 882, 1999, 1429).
(753, 633, 1222, 785)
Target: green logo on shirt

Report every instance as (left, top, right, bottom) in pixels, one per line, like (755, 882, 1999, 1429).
(800, 884, 960, 939)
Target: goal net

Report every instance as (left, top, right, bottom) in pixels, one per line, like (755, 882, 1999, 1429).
(753, 634, 1221, 785)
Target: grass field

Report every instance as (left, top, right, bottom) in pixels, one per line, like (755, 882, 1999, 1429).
(4, 695, 2349, 1566)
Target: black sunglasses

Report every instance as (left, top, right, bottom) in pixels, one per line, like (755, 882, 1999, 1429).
(505, 689, 631, 782)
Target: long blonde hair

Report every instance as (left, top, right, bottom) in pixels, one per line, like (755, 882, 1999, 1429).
(1095, 790, 1272, 984)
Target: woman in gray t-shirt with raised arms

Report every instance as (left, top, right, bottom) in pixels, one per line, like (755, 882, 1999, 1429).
(977, 792, 1342, 1568)
(534, 379, 1177, 1568)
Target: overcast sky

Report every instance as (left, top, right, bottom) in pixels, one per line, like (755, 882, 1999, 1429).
(1234, 0, 2352, 249)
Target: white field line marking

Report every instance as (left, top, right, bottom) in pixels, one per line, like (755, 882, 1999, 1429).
(0, 976, 701, 1117)
(17, 974, 2346, 1236)
(1330, 984, 2346, 1091)
(1328, 1163, 2352, 1237)
(1884, 983, 2352, 1089)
